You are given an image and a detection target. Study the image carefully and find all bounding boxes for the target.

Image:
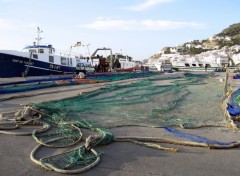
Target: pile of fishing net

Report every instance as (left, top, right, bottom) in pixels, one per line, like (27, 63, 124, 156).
(1, 72, 239, 174)
(35, 72, 224, 129)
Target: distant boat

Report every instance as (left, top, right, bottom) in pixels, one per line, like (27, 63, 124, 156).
(151, 53, 228, 72)
(90, 48, 140, 72)
(112, 53, 133, 67)
(142, 63, 158, 71)
(0, 27, 90, 78)
(112, 53, 139, 72)
(171, 55, 225, 72)
(154, 61, 172, 71)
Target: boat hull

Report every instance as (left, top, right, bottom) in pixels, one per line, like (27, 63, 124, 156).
(0, 53, 76, 77)
(115, 67, 134, 72)
(172, 66, 216, 72)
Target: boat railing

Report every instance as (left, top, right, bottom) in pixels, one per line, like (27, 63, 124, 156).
(54, 49, 82, 58)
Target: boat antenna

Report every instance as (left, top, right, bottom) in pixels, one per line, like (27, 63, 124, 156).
(35, 27, 43, 45)
(125, 48, 128, 60)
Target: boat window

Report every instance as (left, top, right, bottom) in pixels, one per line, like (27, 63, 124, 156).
(192, 64, 196, 66)
(77, 63, 84, 67)
(49, 56, 54, 63)
(117, 54, 124, 59)
(185, 63, 190, 67)
(61, 57, 67, 65)
(199, 64, 203, 67)
(49, 49, 52, 54)
(67, 58, 70, 66)
(29, 49, 36, 53)
(70, 58, 73, 66)
(33, 54, 38, 59)
(38, 49, 44, 53)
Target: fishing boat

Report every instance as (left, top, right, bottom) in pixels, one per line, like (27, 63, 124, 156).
(0, 27, 90, 78)
(112, 53, 137, 70)
(90, 48, 139, 72)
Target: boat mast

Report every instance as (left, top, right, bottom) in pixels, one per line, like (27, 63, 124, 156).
(84, 43, 92, 64)
(82, 43, 94, 65)
(35, 27, 43, 45)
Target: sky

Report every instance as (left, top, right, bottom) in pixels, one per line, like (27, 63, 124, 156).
(0, 0, 239, 60)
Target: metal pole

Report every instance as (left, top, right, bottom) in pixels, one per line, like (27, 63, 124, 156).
(224, 67, 229, 95)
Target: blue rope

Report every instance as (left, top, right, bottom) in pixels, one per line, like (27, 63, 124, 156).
(164, 127, 235, 145)
(0, 76, 73, 86)
(0, 72, 157, 94)
(0, 81, 79, 94)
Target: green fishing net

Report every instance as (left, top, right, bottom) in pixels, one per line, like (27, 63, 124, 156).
(31, 72, 226, 170)
(35, 73, 224, 129)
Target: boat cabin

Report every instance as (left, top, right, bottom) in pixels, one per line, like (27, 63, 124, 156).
(113, 53, 132, 62)
(23, 44, 55, 55)
(22, 43, 76, 67)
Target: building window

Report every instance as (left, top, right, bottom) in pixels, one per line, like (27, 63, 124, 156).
(61, 57, 66, 65)
(33, 54, 38, 59)
(38, 49, 44, 53)
(49, 56, 54, 63)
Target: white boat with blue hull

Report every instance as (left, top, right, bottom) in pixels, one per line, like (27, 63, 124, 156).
(0, 27, 87, 78)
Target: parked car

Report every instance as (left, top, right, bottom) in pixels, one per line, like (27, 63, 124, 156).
(76, 63, 95, 74)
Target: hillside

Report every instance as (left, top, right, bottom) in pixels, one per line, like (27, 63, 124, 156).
(147, 22, 240, 61)
(215, 23, 240, 48)
(217, 23, 240, 37)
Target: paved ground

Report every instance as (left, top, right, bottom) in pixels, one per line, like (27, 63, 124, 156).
(1, 72, 240, 176)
